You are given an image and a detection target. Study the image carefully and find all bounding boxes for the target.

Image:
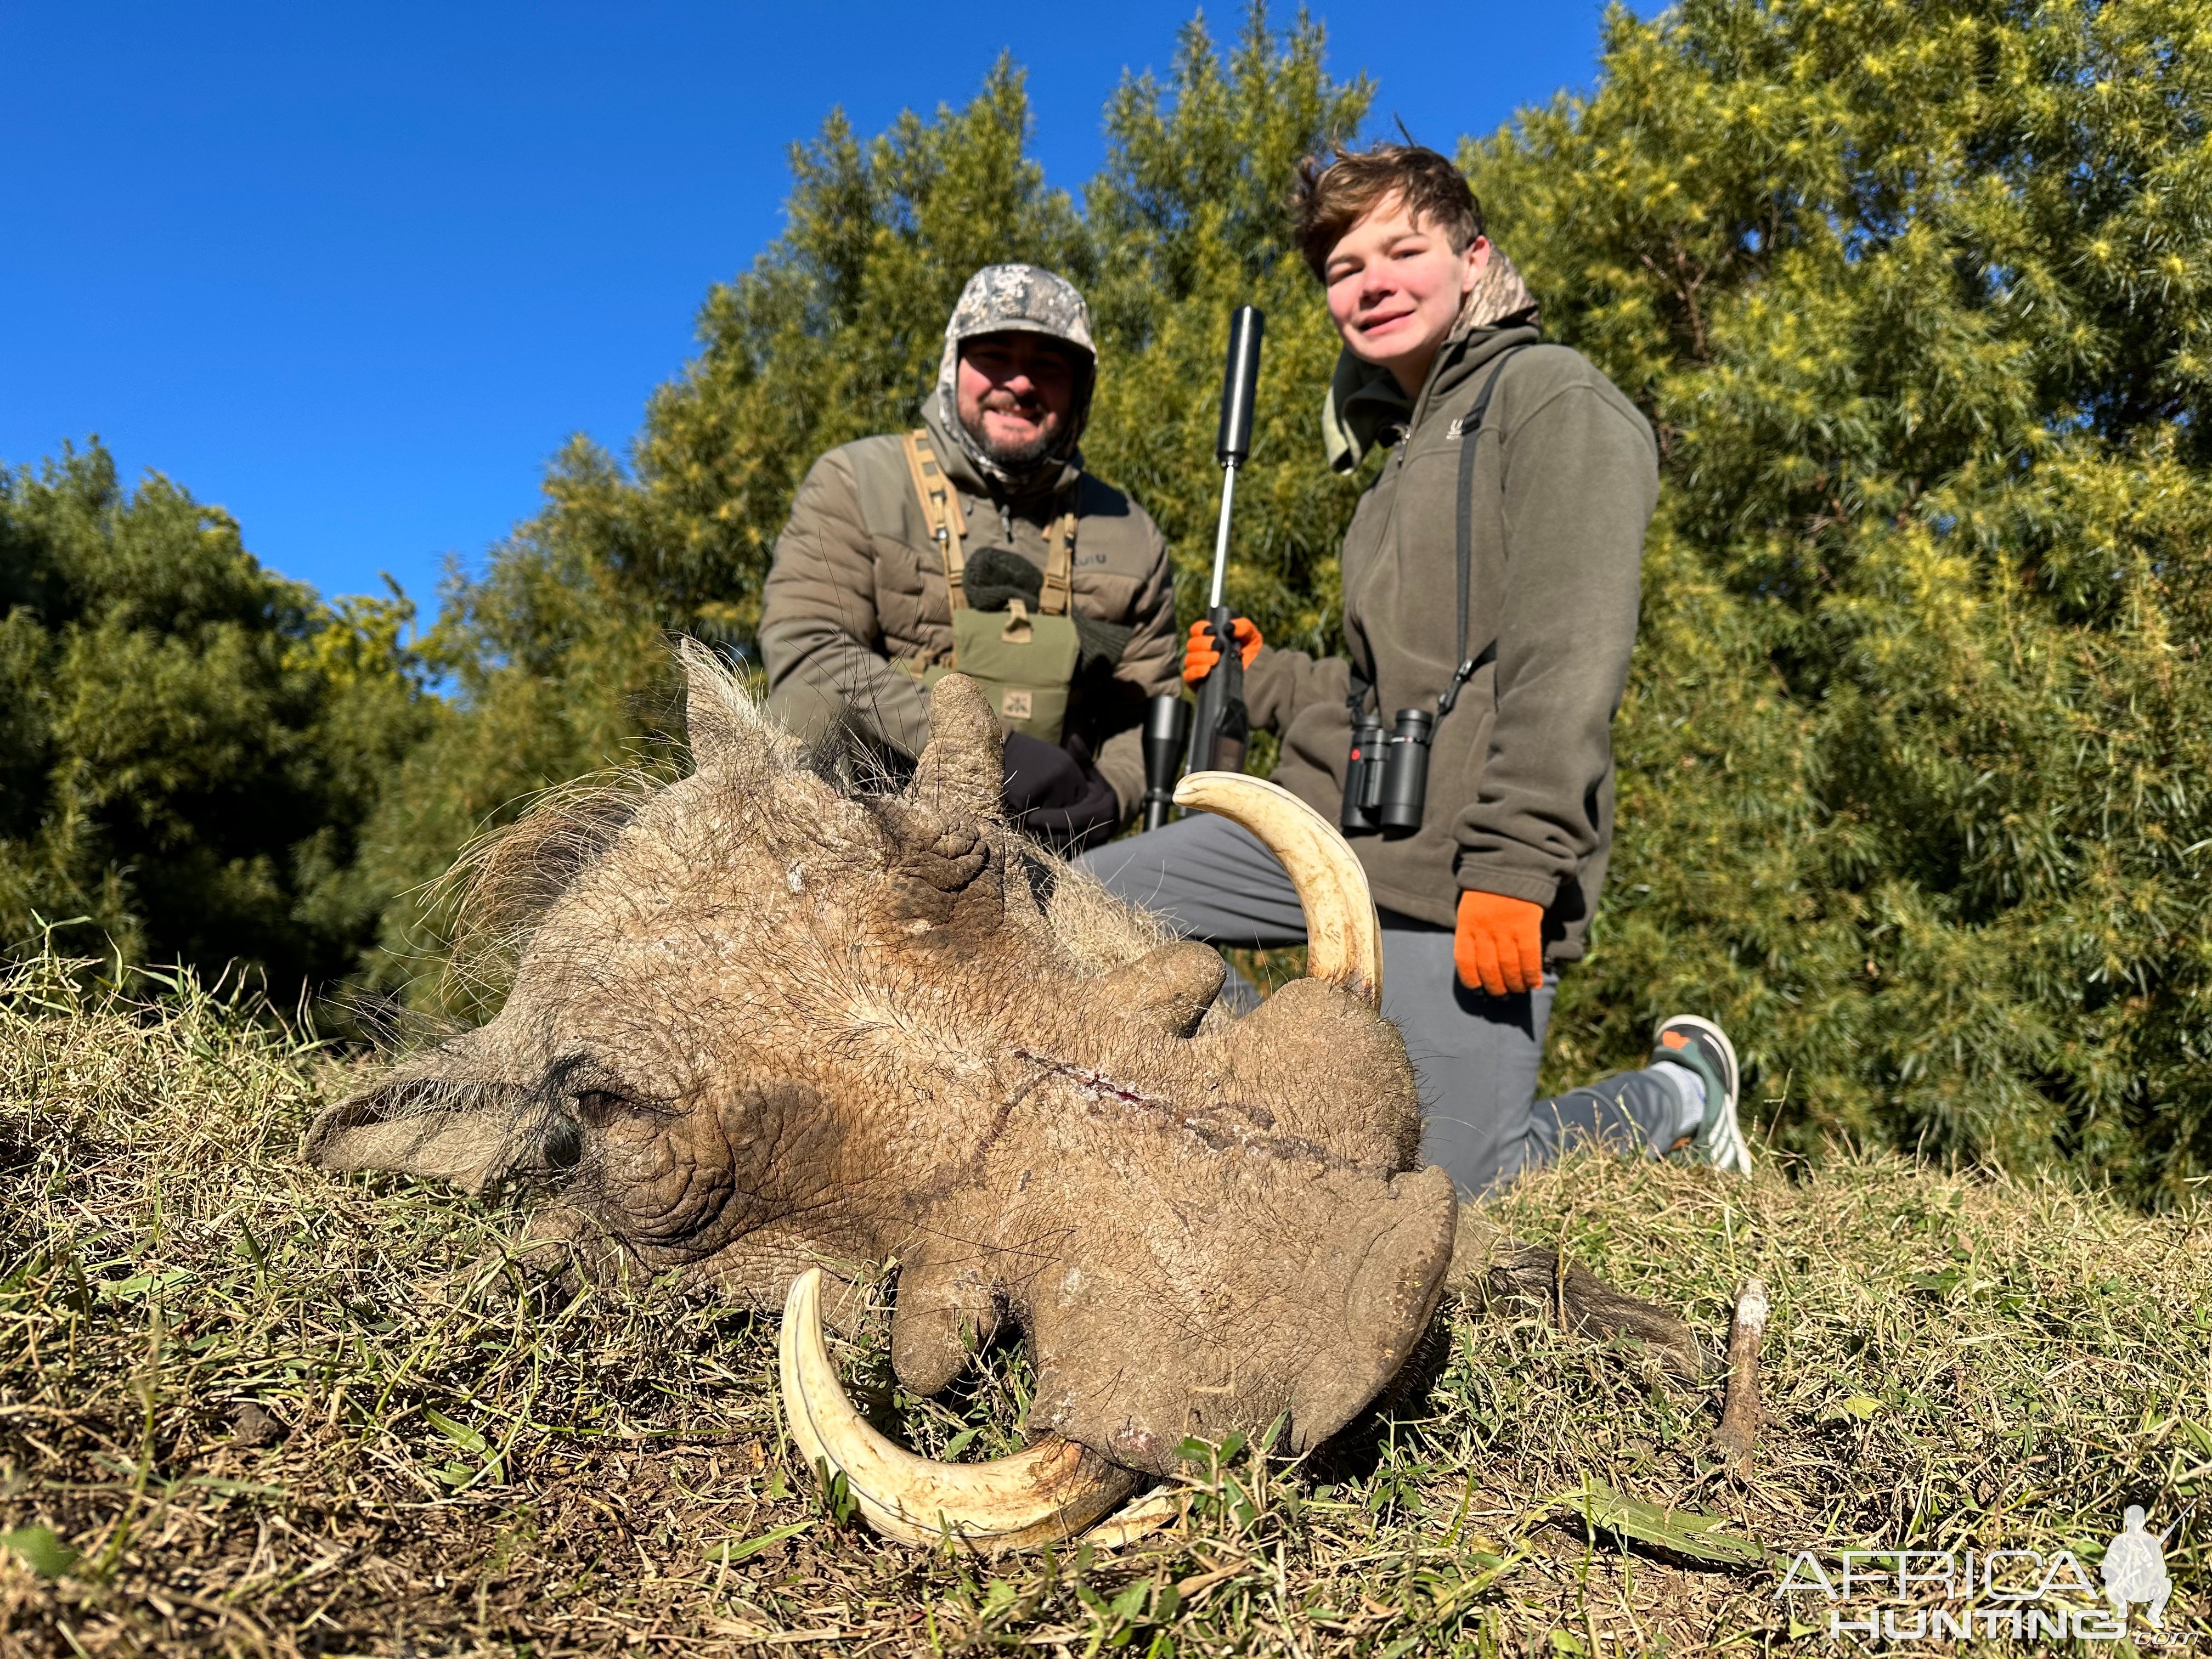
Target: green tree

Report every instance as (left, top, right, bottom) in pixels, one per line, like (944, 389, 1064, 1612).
(1474, 0, 2212, 1198)
(0, 443, 433, 991)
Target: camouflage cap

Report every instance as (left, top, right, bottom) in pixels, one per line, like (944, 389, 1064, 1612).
(942, 263, 1096, 359)
(935, 264, 1097, 490)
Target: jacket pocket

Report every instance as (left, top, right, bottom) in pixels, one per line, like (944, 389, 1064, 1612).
(1071, 571, 1141, 617)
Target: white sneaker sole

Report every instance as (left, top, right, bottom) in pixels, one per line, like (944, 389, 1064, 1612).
(1656, 1014, 1750, 1175)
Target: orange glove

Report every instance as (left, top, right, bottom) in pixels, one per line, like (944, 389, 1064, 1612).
(1182, 617, 1263, 683)
(1454, 890, 1545, 997)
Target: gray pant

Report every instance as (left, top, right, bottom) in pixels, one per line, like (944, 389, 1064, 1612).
(1080, 813, 1693, 1197)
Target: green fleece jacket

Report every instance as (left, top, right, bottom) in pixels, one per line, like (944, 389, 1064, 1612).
(1242, 322, 1658, 959)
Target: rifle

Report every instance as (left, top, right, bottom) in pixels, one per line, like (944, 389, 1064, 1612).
(1140, 306, 1265, 828)
(1189, 305, 1264, 775)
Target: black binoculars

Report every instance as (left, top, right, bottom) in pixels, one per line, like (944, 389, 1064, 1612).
(1340, 707, 1434, 837)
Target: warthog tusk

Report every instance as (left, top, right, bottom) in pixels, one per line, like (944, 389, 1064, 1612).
(778, 1268, 1138, 1550)
(1172, 771, 1384, 1005)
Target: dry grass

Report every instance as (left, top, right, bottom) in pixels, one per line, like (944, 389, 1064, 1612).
(4, 947, 2209, 1655)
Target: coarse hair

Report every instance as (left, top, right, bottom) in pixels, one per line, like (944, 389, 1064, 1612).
(1290, 143, 1486, 281)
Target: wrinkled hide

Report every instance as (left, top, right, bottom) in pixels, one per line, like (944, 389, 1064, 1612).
(310, 652, 1455, 1475)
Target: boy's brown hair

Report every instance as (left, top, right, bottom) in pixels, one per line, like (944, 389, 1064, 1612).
(1291, 144, 1485, 281)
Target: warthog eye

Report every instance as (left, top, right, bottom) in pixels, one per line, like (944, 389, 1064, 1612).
(575, 1089, 629, 1126)
(543, 1055, 669, 1138)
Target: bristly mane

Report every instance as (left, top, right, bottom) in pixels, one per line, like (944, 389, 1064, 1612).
(429, 646, 770, 1000)
(432, 767, 670, 1000)
(422, 645, 1182, 1014)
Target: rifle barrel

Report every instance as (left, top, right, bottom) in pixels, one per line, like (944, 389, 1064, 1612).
(1207, 462, 1239, 610)
(1206, 306, 1263, 611)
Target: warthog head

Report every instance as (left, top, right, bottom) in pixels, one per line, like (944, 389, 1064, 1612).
(309, 653, 1456, 1547)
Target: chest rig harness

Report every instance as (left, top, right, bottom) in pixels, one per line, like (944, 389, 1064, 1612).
(898, 429, 1081, 745)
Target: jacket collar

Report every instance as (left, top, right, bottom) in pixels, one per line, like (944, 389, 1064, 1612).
(1408, 320, 1543, 436)
(922, 404, 1082, 506)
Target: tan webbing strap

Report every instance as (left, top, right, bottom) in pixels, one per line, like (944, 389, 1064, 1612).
(1040, 506, 1076, 617)
(900, 430, 970, 610)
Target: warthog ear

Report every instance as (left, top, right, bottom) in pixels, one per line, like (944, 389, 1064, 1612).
(680, 639, 798, 778)
(906, 673, 1003, 821)
(304, 1031, 544, 1197)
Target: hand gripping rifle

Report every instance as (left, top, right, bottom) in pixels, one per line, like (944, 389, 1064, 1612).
(1139, 306, 1265, 829)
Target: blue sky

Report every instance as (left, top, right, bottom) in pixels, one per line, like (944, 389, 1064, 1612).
(3, 3, 1634, 612)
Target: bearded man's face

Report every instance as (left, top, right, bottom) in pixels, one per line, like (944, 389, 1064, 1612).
(955, 331, 1082, 469)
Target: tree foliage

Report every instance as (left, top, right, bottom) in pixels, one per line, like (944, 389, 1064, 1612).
(0, 445, 430, 990)
(1467, 0, 2212, 1199)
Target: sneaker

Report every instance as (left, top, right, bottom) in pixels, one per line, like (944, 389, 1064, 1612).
(1652, 1014, 1750, 1174)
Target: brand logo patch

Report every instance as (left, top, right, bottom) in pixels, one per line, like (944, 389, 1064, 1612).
(1001, 689, 1034, 720)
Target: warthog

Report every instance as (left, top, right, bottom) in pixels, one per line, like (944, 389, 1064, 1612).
(310, 652, 1691, 1549)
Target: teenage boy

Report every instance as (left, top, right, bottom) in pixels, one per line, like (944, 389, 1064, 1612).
(1082, 145, 1750, 1194)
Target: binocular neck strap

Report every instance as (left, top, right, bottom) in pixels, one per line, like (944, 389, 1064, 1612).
(1435, 346, 1525, 718)
(902, 430, 972, 611)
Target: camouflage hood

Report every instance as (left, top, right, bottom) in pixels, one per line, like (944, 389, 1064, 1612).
(1320, 244, 1542, 474)
(934, 263, 1098, 494)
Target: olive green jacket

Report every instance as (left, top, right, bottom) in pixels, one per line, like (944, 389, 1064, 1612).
(1243, 323, 1658, 957)
(759, 407, 1181, 813)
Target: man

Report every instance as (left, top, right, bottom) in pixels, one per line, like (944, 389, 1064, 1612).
(1082, 144, 1751, 1195)
(760, 264, 1179, 850)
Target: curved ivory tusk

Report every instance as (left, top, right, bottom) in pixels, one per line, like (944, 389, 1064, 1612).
(1172, 771, 1384, 1005)
(778, 1268, 1138, 1550)
(1085, 1486, 1187, 1549)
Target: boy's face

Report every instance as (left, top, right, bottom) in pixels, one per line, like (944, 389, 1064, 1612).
(1323, 194, 1489, 392)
